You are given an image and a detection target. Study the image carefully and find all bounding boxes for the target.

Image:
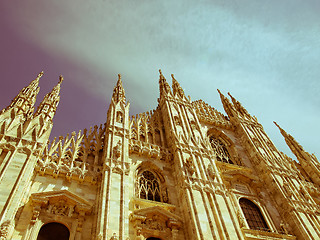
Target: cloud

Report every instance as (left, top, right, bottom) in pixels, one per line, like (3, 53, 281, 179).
(2, 0, 319, 156)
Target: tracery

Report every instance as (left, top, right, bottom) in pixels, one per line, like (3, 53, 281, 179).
(210, 136, 233, 164)
(136, 170, 167, 203)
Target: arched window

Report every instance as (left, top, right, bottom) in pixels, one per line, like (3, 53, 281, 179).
(210, 136, 233, 164)
(239, 198, 269, 231)
(136, 170, 167, 203)
(37, 222, 70, 240)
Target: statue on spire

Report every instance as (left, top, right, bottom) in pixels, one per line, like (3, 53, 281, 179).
(111, 74, 126, 103)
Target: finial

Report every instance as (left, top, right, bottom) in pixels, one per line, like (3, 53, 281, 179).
(59, 75, 64, 84)
(159, 69, 162, 75)
(118, 74, 121, 81)
(38, 71, 44, 78)
(273, 121, 287, 136)
(273, 121, 280, 128)
(227, 92, 235, 100)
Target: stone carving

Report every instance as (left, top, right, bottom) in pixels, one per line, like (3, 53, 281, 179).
(113, 140, 122, 159)
(283, 182, 293, 198)
(236, 211, 246, 228)
(185, 156, 195, 176)
(207, 163, 216, 181)
(36, 124, 105, 184)
(280, 221, 289, 235)
(50, 200, 73, 217)
(110, 232, 118, 240)
(143, 215, 166, 231)
(0, 220, 11, 240)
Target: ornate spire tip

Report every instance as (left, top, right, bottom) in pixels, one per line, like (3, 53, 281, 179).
(38, 71, 44, 78)
(59, 75, 64, 83)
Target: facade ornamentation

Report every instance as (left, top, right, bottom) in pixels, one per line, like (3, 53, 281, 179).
(184, 155, 196, 176)
(0, 220, 11, 240)
(0, 71, 318, 239)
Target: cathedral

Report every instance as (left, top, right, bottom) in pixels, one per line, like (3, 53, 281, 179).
(0, 70, 319, 240)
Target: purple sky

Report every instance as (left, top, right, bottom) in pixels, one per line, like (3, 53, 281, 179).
(1, 1, 319, 159)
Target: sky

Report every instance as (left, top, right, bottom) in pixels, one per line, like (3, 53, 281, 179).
(0, 0, 319, 159)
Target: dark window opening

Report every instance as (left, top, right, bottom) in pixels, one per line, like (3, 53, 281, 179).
(37, 222, 70, 240)
(239, 198, 269, 231)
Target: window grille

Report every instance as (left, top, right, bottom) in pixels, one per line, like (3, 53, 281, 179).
(210, 137, 233, 164)
(137, 171, 163, 202)
(239, 198, 269, 231)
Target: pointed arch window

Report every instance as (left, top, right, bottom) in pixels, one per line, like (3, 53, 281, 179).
(136, 170, 167, 203)
(210, 137, 233, 164)
(239, 198, 269, 231)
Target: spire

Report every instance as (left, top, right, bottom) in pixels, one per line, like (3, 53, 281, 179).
(4, 71, 43, 117)
(111, 74, 126, 103)
(171, 74, 185, 98)
(227, 92, 250, 117)
(158, 69, 171, 98)
(217, 89, 235, 118)
(35, 75, 63, 121)
(274, 122, 307, 160)
(274, 122, 320, 183)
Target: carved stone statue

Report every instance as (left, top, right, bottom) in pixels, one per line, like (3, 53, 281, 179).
(185, 156, 195, 176)
(113, 141, 122, 159)
(0, 220, 11, 240)
(207, 163, 216, 181)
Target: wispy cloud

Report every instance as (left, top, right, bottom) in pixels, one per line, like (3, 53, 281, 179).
(1, 0, 319, 156)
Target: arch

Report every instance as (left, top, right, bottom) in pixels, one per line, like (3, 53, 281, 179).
(239, 198, 269, 231)
(146, 238, 162, 240)
(207, 128, 241, 165)
(135, 162, 168, 203)
(37, 222, 70, 240)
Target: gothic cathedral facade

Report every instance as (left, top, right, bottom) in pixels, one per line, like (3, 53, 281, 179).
(0, 71, 319, 240)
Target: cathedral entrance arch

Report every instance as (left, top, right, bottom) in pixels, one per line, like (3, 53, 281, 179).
(37, 222, 70, 240)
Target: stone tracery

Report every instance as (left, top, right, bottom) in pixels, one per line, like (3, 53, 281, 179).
(136, 170, 168, 203)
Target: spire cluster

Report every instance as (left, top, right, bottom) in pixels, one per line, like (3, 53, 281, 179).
(34, 75, 64, 121)
(1, 72, 63, 123)
(217, 90, 255, 121)
(111, 74, 126, 103)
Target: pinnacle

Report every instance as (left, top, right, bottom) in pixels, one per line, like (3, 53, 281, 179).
(59, 75, 64, 84)
(159, 69, 167, 82)
(34, 75, 64, 119)
(112, 74, 126, 103)
(171, 73, 185, 98)
(274, 121, 288, 137)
